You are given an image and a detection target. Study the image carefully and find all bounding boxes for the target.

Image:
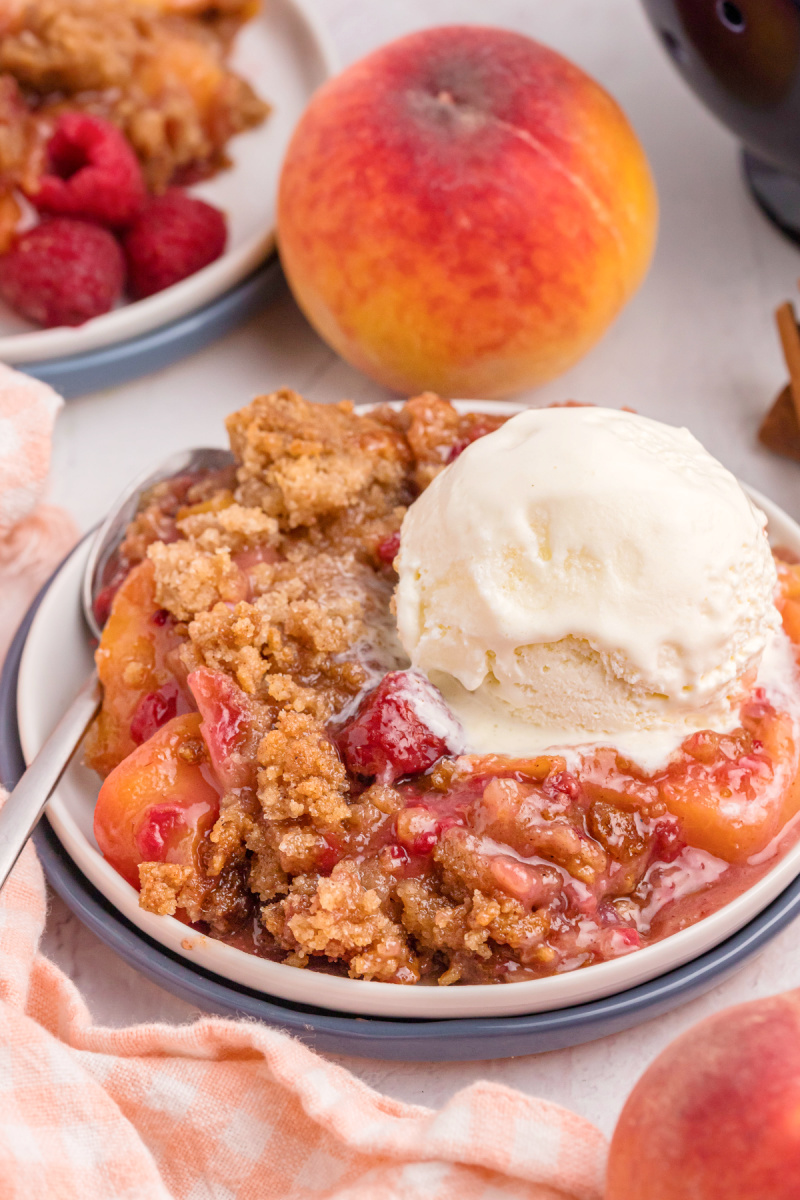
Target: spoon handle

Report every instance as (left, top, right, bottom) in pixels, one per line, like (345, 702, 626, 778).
(0, 670, 101, 893)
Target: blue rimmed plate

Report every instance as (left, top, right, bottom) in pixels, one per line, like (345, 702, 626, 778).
(3, 542, 800, 1058)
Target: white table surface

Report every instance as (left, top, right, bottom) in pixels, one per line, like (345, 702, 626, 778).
(39, 0, 800, 1138)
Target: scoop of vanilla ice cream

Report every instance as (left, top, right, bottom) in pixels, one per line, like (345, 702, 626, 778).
(394, 406, 780, 764)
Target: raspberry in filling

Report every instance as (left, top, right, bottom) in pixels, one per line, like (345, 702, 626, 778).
(129, 683, 180, 745)
(337, 670, 463, 783)
(85, 391, 800, 986)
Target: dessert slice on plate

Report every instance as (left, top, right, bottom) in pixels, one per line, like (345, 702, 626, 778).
(0, 0, 334, 373)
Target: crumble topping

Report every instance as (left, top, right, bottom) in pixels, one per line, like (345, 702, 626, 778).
(263, 861, 419, 983)
(257, 709, 350, 827)
(177, 552, 377, 708)
(177, 503, 279, 554)
(227, 389, 413, 560)
(148, 540, 246, 620)
(138, 862, 192, 916)
(397, 878, 549, 966)
(244, 817, 289, 903)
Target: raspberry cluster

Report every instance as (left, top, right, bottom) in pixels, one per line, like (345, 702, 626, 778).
(0, 114, 227, 328)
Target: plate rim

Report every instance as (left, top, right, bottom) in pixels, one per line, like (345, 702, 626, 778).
(19, 258, 284, 400)
(0, 0, 337, 366)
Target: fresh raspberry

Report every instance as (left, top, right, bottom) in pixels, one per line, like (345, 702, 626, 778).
(123, 189, 227, 299)
(337, 670, 464, 783)
(0, 218, 125, 327)
(32, 113, 146, 228)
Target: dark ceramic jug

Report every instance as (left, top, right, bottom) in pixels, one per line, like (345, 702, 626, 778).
(640, 0, 800, 242)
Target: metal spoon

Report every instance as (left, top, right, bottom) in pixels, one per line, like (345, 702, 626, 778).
(0, 446, 235, 892)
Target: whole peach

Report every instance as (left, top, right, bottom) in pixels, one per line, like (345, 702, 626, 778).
(277, 26, 657, 398)
(605, 990, 800, 1199)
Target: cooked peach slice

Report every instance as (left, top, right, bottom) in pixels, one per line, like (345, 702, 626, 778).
(84, 560, 192, 777)
(782, 597, 800, 645)
(778, 563, 800, 645)
(187, 666, 261, 792)
(94, 712, 220, 888)
(660, 713, 800, 863)
(457, 753, 563, 782)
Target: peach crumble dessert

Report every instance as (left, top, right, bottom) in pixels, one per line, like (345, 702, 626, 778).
(85, 393, 800, 986)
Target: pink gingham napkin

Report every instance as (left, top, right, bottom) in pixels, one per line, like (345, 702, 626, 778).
(0, 365, 608, 1200)
(0, 362, 78, 663)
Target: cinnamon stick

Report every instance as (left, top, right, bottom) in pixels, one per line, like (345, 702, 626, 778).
(759, 384, 800, 462)
(775, 301, 800, 427)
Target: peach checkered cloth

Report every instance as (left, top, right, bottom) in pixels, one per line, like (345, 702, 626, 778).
(0, 364, 608, 1200)
(0, 833, 608, 1199)
(0, 363, 78, 664)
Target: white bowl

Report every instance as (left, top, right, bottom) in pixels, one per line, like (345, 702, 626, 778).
(0, 0, 336, 366)
(16, 401, 800, 1018)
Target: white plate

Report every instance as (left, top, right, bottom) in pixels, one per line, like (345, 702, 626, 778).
(0, 0, 336, 366)
(16, 401, 800, 1019)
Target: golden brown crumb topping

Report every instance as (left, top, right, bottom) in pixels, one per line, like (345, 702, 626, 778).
(177, 503, 278, 553)
(138, 862, 192, 916)
(175, 550, 381, 710)
(263, 862, 420, 983)
(148, 541, 247, 620)
(257, 709, 350, 827)
(227, 389, 413, 560)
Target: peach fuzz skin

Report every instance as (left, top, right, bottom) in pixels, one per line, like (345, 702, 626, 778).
(277, 26, 658, 398)
(605, 990, 800, 1199)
